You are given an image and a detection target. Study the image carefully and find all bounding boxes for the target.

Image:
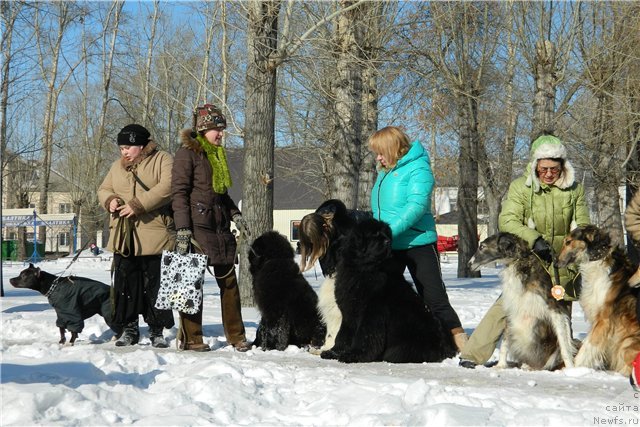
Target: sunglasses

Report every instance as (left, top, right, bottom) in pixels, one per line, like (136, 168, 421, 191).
(537, 166, 561, 175)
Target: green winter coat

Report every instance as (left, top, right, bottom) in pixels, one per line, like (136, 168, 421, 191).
(498, 175, 590, 300)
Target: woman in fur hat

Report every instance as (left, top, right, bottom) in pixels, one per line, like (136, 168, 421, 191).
(98, 124, 176, 348)
(171, 104, 251, 352)
(459, 132, 591, 369)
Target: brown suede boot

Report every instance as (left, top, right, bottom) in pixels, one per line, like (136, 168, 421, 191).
(178, 310, 210, 352)
(216, 270, 248, 350)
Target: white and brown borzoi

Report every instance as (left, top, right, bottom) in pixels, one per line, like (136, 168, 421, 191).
(557, 225, 640, 376)
(469, 233, 577, 370)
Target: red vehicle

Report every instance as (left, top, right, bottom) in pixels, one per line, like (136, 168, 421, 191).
(437, 235, 459, 253)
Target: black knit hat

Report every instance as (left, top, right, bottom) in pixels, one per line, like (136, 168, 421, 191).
(193, 104, 227, 132)
(117, 124, 150, 146)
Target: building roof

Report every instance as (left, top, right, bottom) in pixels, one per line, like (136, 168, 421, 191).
(225, 147, 326, 210)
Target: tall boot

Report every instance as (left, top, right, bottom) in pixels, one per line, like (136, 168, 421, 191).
(178, 309, 210, 352)
(115, 320, 139, 347)
(217, 270, 248, 351)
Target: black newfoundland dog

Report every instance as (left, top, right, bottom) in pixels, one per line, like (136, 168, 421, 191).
(249, 231, 326, 351)
(321, 218, 457, 363)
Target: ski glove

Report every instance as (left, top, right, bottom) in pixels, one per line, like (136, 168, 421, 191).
(232, 214, 251, 238)
(175, 228, 192, 255)
(532, 237, 552, 263)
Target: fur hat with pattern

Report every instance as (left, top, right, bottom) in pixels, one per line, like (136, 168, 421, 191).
(194, 104, 227, 132)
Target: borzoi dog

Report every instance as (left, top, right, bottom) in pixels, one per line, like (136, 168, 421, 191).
(469, 233, 577, 370)
(557, 225, 640, 376)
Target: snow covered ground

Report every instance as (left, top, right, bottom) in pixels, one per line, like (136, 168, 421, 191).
(1, 250, 639, 426)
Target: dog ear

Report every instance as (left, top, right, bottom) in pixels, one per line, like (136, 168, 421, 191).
(585, 225, 611, 259)
(497, 233, 517, 254)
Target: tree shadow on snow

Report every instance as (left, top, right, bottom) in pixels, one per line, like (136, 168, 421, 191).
(1, 362, 161, 389)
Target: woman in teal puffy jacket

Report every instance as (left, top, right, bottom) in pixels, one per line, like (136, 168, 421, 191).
(369, 126, 467, 351)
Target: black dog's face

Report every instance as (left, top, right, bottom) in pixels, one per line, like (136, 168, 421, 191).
(9, 263, 41, 289)
(249, 231, 295, 275)
(469, 233, 530, 271)
(557, 225, 610, 267)
(341, 219, 392, 266)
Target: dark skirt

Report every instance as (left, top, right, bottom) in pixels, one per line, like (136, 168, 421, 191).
(112, 254, 175, 329)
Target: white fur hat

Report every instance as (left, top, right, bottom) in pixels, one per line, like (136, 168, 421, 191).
(525, 134, 575, 191)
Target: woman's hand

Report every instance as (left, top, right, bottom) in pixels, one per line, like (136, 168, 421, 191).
(117, 204, 135, 218)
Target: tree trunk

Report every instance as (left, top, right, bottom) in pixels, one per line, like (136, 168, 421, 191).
(456, 92, 480, 278)
(592, 91, 624, 244)
(141, 1, 159, 126)
(327, 1, 364, 208)
(357, 2, 381, 211)
(531, 39, 557, 137)
(239, 0, 281, 306)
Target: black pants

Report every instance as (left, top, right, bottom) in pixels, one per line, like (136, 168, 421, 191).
(390, 243, 462, 331)
(112, 254, 175, 330)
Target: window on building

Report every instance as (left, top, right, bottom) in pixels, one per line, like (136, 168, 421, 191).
(58, 232, 70, 246)
(290, 220, 301, 241)
(59, 203, 72, 214)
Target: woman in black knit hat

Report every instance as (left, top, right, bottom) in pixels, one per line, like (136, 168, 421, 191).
(98, 124, 176, 348)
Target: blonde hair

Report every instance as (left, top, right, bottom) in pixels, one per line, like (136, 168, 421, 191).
(368, 126, 411, 170)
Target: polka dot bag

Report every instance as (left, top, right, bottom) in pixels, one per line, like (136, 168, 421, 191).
(156, 250, 208, 314)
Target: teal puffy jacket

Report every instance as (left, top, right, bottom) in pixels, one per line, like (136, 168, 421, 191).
(370, 141, 437, 250)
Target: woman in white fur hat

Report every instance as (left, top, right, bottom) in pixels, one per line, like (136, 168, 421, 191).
(459, 132, 591, 369)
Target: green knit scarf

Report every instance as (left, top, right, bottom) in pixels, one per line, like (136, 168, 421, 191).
(197, 135, 232, 194)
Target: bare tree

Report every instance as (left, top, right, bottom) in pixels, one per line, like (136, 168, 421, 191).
(405, 2, 500, 277)
(239, 0, 281, 304)
(33, 2, 87, 244)
(573, 2, 639, 243)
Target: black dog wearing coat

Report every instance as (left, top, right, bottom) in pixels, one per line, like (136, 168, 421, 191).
(9, 263, 119, 345)
(249, 231, 326, 350)
(321, 219, 457, 363)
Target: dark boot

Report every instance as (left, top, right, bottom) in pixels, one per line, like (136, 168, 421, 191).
(149, 326, 168, 348)
(216, 270, 247, 349)
(178, 310, 210, 352)
(115, 321, 139, 347)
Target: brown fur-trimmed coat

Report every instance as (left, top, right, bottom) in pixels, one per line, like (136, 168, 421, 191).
(171, 129, 240, 266)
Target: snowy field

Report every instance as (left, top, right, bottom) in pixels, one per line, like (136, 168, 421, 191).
(1, 249, 639, 426)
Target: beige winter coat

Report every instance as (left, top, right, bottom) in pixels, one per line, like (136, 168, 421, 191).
(98, 142, 176, 256)
(625, 190, 640, 243)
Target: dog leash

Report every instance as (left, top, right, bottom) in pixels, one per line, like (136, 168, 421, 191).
(186, 228, 248, 280)
(45, 240, 91, 298)
(532, 251, 565, 301)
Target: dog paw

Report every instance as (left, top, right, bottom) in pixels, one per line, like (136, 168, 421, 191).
(307, 346, 323, 356)
(320, 350, 338, 360)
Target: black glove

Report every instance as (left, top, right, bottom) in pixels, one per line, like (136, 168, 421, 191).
(175, 228, 192, 255)
(232, 214, 251, 238)
(533, 237, 552, 262)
